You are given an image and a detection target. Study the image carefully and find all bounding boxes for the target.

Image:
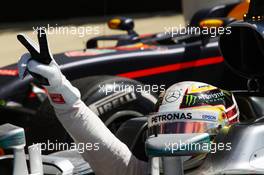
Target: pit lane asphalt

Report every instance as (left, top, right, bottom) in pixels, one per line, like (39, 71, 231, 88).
(0, 13, 183, 67)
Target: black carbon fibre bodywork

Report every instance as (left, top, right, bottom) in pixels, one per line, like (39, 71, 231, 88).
(0, 40, 247, 103)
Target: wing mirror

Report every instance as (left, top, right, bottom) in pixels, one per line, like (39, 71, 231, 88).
(108, 17, 138, 36)
(220, 21, 264, 79)
(219, 0, 264, 91)
(199, 18, 235, 29)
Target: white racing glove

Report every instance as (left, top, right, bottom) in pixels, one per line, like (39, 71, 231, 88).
(17, 29, 80, 109)
(17, 29, 147, 175)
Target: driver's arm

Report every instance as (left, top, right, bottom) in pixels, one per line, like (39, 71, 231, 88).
(52, 90, 148, 175)
(17, 32, 147, 175)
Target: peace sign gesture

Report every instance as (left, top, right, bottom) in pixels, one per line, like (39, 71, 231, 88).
(17, 29, 62, 86)
(17, 29, 52, 65)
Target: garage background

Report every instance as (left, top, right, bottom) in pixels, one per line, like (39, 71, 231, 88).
(0, 0, 182, 22)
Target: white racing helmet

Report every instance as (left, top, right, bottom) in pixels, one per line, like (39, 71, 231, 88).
(145, 81, 239, 173)
(149, 81, 239, 136)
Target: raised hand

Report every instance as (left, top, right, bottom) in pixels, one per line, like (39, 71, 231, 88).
(17, 29, 59, 86)
(17, 29, 80, 106)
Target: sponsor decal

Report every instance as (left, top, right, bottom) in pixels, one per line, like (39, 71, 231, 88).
(49, 94, 65, 104)
(148, 110, 220, 127)
(151, 112, 192, 125)
(180, 89, 231, 109)
(89, 91, 137, 116)
(0, 69, 19, 76)
(202, 115, 217, 121)
(185, 94, 198, 106)
(189, 85, 216, 93)
(164, 90, 182, 103)
(65, 49, 115, 57)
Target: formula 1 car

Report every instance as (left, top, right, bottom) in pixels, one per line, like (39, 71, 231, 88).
(1, 0, 264, 174)
(1, 0, 264, 173)
(0, 0, 251, 150)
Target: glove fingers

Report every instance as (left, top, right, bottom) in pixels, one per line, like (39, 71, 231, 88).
(17, 53, 31, 80)
(17, 34, 40, 58)
(37, 29, 53, 60)
(27, 60, 55, 78)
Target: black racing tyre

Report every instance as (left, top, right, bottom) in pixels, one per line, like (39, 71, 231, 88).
(73, 76, 158, 132)
(27, 76, 158, 150)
